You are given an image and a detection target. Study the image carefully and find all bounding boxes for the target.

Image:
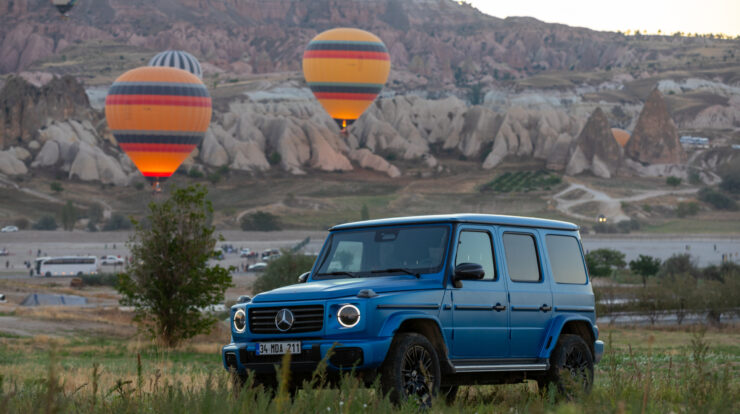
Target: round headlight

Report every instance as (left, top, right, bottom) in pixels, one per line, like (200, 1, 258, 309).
(233, 309, 246, 333)
(337, 304, 360, 328)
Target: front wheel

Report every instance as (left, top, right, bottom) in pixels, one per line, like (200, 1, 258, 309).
(381, 332, 441, 406)
(538, 334, 594, 398)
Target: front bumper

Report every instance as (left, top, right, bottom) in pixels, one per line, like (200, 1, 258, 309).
(593, 340, 604, 364)
(222, 337, 393, 374)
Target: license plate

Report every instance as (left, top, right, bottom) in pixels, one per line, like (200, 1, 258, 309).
(256, 341, 302, 356)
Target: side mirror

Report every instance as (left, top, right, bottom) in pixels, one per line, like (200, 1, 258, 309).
(298, 272, 310, 283)
(453, 263, 484, 288)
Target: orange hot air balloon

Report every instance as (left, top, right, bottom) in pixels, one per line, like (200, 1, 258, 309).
(302, 27, 391, 131)
(105, 67, 211, 190)
(611, 128, 631, 147)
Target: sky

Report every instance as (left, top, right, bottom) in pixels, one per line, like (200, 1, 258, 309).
(468, 0, 740, 37)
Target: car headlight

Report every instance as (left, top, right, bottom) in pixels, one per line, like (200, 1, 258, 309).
(337, 304, 360, 328)
(233, 309, 246, 333)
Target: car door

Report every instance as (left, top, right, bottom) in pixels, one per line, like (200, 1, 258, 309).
(449, 225, 510, 359)
(499, 228, 553, 359)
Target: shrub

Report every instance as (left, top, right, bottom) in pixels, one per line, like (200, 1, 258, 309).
(676, 202, 700, 217)
(659, 253, 699, 279)
(32, 215, 57, 231)
(86, 220, 98, 232)
(116, 184, 232, 347)
(585, 248, 626, 277)
(87, 203, 104, 224)
(698, 187, 737, 210)
(666, 176, 682, 186)
(240, 211, 281, 231)
(103, 213, 132, 231)
(50, 182, 63, 192)
(252, 251, 316, 294)
(207, 172, 221, 184)
(268, 151, 282, 166)
(80, 273, 118, 286)
(718, 161, 740, 194)
(13, 218, 29, 230)
(134, 182, 146, 191)
(188, 168, 204, 179)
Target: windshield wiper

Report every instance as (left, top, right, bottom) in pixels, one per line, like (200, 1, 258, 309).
(370, 268, 420, 278)
(315, 271, 358, 278)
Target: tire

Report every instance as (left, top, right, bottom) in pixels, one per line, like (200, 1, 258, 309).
(381, 332, 441, 406)
(538, 334, 594, 398)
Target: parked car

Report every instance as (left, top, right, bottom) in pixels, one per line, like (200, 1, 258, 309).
(223, 214, 603, 404)
(0, 293, 6, 303)
(1, 226, 18, 233)
(247, 262, 268, 272)
(100, 255, 124, 266)
(222, 244, 236, 254)
(239, 248, 252, 258)
(0, 248, 8, 256)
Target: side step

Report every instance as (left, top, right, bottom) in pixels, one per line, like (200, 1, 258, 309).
(451, 363, 548, 373)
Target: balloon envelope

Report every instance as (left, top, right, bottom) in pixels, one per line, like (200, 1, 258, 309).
(611, 128, 631, 147)
(149, 50, 203, 79)
(302, 27, 390, 130)
(51, 0, 78, 16)
(105, 67, 211, 181)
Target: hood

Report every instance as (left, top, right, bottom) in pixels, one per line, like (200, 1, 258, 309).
(252, 276, 442, 303)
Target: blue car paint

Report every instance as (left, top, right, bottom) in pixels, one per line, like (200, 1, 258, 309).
(223, 214, 602, 376)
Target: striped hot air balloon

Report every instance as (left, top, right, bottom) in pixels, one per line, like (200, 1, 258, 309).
(149, 50, 203, 79)
(105, 67, 211, 190)
(303, 28, 390, 131)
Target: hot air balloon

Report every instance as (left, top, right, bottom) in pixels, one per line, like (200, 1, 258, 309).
(611, 128, 631, 148)
(149, 50, 203, 79)
(105, 67, 212, 191)
(302, 28, 390, 132)
(51, 0, 78, 17)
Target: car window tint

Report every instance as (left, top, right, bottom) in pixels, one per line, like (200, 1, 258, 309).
(327, 241, 363, 272)
(503, 233, 541, 282)
(546, 235, 588, 284)
(455, 231, 495, 280)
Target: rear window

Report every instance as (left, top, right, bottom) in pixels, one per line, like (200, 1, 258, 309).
(546, 235, 588, 284)
(503, 233, 541, 282)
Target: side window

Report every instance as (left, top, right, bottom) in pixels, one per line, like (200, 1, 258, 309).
(503, 233, 541, 282)
(327, 241, 363, 272)
(546, 235, 588, 284)
(455, 231, 495, 280)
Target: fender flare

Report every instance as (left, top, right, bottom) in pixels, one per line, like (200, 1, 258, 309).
(538, 314, 595, 359)
(377, 311, 445, 338)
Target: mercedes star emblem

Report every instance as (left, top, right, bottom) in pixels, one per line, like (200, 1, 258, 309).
(274, 308, 295, 332)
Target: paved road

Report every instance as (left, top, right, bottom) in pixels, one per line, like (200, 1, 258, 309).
(582, 236, 739, 267)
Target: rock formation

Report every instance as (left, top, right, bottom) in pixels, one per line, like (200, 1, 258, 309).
(625, 89, 687, 165)
(566, 107, 623, 178)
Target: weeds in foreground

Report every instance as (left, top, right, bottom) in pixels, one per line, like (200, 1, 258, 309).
(0, 333, 738, 414)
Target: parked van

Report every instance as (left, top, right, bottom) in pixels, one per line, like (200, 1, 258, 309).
(223, 214, 603, 403)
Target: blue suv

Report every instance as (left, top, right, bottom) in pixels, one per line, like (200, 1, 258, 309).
(223, 214, 604, 402)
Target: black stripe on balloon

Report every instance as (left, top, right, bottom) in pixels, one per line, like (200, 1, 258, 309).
(309, 84, 383, 94)
(108, 84, 209, 97)
(114, 134, 204, 145)
(306, 42, 388, 53)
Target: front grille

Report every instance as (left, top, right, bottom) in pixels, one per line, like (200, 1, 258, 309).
(248, 305, 324, 334)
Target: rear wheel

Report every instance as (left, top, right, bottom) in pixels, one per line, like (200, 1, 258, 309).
(538, 334, 594, 398)
(381, 332, 441, 406)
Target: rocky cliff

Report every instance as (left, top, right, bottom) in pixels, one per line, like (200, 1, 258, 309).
(566, 107, 623, 178)
(625, 89, 687, 165)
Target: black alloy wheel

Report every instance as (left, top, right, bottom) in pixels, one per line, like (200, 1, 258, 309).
(381, 332, 441, 406)
(538, 334, 594, 398)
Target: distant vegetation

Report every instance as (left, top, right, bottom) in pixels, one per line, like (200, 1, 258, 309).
(698, 187, 738, 211)
(252, 251, 316, 294)
(240, 211, 281, 232)
(103, 213, 132, 231)
(32, 215, 57, 231)
(480, 170, 561, 193)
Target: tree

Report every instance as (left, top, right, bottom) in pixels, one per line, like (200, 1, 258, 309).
(361, 204, 370, 221)
(87, 203, 104, 225)
(116, 185, 232, 347)
(719, 162, 740, 194)
(585, 248, 626, 277)
(60, 201, 77, 231)
(666, 176, 682, 186)
(698, 187, 737, 210)
(252, 251, 316, 294)
(103, 213, 132, 231)
(630, 255, 661, 287)
(32, 215, 57, 231)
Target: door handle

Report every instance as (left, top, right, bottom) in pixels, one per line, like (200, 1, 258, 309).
(539, 304, 552, 312)
(493, 303, 506, 312)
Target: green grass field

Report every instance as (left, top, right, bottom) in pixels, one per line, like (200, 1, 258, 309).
(0, 326, 738, 413)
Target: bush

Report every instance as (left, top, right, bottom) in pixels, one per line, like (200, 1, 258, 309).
(188, 168, 204, 179)
(32, 215, 57, 231)
(240, 211, 281, 231)
(87, 203, 104, 224)
(50, 182, 63, 193)
(718, 161, 740, 194)
(80, 273, 119, 286)
(103, 213, 132, 231)
(268, 151, 282, 166)
(676, 202, 700, 217)
(252, 251, 316, 294)
(86, 220, 98, 232)
(585, 248, 626, 277)
(134, 182, 146, 191)
(659, 253, 699, 279)
(666, 176, 682, 186)
(698, 187, 737, 210)
(13, 218, 29, 230)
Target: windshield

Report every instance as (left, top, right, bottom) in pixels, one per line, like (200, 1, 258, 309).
(315, 225, 450, 278)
